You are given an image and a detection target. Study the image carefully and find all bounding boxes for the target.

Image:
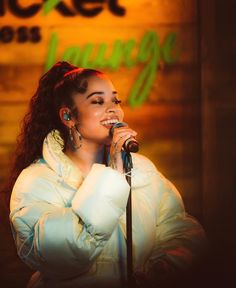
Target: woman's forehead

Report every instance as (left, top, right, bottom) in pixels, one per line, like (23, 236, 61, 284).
(86, 74, 115, 90)
(73, 75, 116, 104)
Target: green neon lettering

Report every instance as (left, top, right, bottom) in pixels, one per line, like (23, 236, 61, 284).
(161, 32, 180, 64)
(62, 44, 94, 68)
(62, 47, 81, 66)
(45, 32, 58, 71)
(43, 0, 62, 16)
(44, 30, 180, 107)
(104, 40, 122, 70)
(136, 31, 156, 63)
(91, 43, 108, 69)
(123, 39, 137, 68)
(129, 31, 160, 107)
(80, 43, 94, 67)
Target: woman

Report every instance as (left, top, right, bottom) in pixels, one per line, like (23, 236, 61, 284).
(9, 61, 205, 288)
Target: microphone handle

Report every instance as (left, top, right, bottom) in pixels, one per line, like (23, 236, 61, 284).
(110, 122, 139, 153)
(124, 137, 139, 153)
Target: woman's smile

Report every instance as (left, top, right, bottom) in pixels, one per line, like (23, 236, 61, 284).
(100, 117, 119, 129)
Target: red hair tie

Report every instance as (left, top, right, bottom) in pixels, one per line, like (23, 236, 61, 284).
(64, 68, 83, 77)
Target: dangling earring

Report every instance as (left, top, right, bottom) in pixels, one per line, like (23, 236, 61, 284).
(69, 125, 82, 150)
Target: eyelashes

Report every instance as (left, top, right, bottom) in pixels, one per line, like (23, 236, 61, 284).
(91, 99, 122, 105)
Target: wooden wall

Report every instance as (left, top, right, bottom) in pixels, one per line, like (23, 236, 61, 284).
(0, 0, 201, 216)
(0, 1, 203, 286)
(201, 0, 236, 285)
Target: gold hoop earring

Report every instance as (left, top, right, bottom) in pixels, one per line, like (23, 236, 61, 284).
(69, 125, 82, 150)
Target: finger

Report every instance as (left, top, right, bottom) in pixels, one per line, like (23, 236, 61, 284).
(112, 134, 137, 150)
(113, 131, 137, 141)
(113, 128, 137, 138)
(112, 134, 135, 152)
(114, 126, 136, 132)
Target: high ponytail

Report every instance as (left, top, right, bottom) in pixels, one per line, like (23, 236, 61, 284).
(4, 61, 104, 204)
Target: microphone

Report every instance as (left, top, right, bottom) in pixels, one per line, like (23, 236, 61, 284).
(110, 122, 139, 153)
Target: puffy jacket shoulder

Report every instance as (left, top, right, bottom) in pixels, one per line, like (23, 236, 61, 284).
(131, 153, 157, 171)
(131, 153, 184, 217)
(10, 161, 64, 212)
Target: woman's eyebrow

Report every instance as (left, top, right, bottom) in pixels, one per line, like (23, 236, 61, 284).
(86, 91, 118, 99)
(86, 91, 104, 99)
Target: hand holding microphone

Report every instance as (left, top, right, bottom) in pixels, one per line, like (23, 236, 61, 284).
(109, 122, 139, 153)
(110, 122, 139, 152)
(108, 122, 138, 172)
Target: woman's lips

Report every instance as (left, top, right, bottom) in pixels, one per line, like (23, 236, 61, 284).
(101, 123, 114, 129)
(100, 118, 119, 131)
(100, 119, 119, 127)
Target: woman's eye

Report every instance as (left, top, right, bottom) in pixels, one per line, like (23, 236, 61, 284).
(114, 99, 122, 104)
(91, 98, 121, 105)
(91, 99, 104, 105)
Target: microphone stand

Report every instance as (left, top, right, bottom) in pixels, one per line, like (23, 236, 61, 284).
(124, 151, 136, 288)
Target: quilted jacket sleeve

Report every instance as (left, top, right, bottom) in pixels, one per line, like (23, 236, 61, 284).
(143, 163, 206, 284)
(10, 164, 130, 280)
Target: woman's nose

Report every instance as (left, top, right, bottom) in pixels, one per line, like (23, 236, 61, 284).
(106, 102, 117, 113)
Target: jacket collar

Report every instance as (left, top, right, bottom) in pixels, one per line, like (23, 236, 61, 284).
(42, 130, 84, 189)
(42, 130, 152, 190)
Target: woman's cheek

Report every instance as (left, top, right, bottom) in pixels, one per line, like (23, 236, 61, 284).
(119, 108, 124, 121)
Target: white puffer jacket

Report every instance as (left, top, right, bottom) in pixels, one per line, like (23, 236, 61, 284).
(10, 130, 205, 287)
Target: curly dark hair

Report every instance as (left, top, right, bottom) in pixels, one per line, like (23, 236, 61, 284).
(4, 61, 104, 204)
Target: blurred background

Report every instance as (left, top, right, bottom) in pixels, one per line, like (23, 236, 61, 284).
(0, 0, 235, 287)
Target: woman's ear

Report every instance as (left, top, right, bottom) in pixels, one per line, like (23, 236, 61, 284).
(59, 107, 74, 128)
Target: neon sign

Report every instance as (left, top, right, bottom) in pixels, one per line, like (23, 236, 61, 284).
(0, 1, 181, 108)
(46, 30, 180, 107)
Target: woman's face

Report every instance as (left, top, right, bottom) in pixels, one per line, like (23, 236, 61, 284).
(73, 75, 124, 145)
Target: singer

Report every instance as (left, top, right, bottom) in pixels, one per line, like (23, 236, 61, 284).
(8, 61, 205, 288)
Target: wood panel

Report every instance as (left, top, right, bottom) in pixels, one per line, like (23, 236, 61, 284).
(1, 0, 197, 26)
(0, 63, 199, 104)
(199, 1, 236, 285)
(0, 25, 198, 65)
(0, 103, 197, 141)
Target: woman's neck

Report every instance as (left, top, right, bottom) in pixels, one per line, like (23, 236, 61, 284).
(65, 141, 107, 176)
